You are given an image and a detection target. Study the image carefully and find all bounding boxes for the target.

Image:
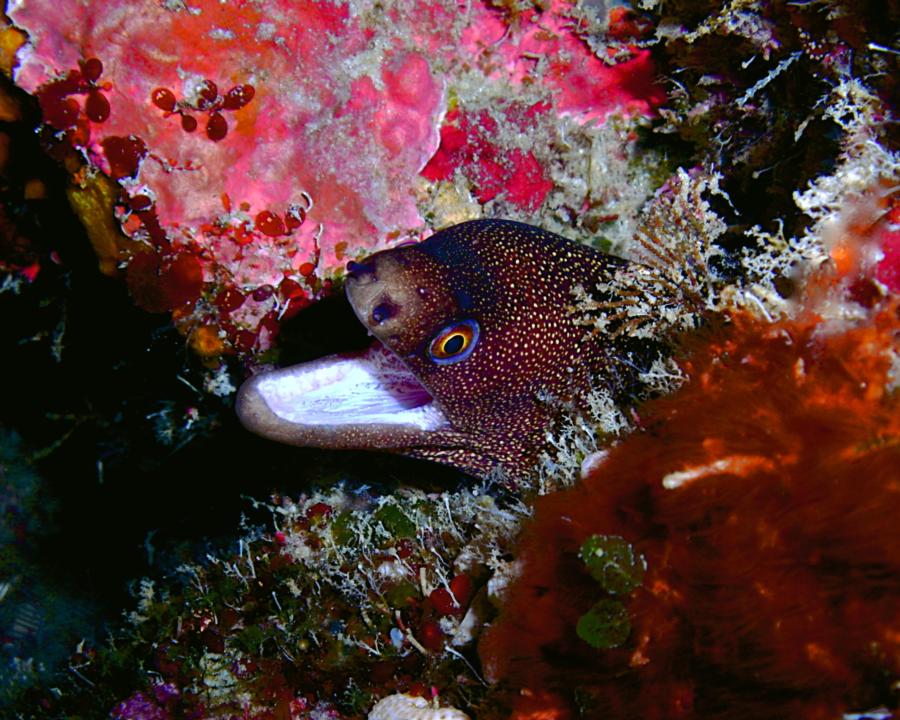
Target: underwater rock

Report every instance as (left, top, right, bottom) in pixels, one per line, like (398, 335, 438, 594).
(8, 0, 444, 353)
(6, 0, 664, 358)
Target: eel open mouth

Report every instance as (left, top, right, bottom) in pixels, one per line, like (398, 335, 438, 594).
(236, 342, 452, 450)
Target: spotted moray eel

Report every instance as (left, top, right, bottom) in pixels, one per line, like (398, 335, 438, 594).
(237, 219, 660, 479)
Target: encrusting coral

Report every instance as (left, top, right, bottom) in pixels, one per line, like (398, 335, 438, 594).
(3, 0, 665, 367)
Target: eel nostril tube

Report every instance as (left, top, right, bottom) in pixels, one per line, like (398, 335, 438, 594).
(346, 260, 376, 281)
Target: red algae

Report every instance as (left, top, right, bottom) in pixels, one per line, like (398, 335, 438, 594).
(84, 90, 110, 123)
(429, 574, 473, 617)
(214, 287, 245, 314)
(80, 57, 103, 82)
(150, 87, 176, 112)
(126, 251, 203, 313)
(100, 136, 147, 180)
(223, 84, 255, 111)
(480, 308, 900, 719)
(418, 619, 445, 652)
(205, 112, 227, 142)
(255, 210, 285, 238)
(179, 114, 197, 133)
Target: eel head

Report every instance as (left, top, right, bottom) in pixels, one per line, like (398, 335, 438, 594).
(237, 219, 633, 479)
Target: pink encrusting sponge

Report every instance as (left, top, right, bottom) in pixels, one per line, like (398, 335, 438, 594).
(8, 0, 664, 358)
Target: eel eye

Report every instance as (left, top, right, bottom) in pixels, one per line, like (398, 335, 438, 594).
(428, 319, 479, 365)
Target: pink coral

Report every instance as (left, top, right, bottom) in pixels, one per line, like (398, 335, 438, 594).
(10, 0, 445, 351)
(876, 203, 900, 293)
(422, 104, 554, 210)
(9, 0, 665, 356)
(12, 0, 443, 257)
(459, 1, 665, 123)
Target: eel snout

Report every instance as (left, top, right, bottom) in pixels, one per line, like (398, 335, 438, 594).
(235, 342, 451, 450)
(344, 248, 439, 355)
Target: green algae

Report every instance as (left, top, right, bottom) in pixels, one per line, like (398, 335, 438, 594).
(576, 598, 632, 650)
(579, 534, 646, 595)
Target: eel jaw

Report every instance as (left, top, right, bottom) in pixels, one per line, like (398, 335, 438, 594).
(236, 342, 452, 450)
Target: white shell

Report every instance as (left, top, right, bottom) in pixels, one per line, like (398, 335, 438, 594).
(368, 694, 470, 720)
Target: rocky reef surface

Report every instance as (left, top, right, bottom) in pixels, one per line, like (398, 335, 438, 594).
(0, 0, 898, 718)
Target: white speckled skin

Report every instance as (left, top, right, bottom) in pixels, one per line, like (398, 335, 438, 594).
(238, 219, 636, 479)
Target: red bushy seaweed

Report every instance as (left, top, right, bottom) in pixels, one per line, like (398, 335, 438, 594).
(481, 308, 900, 720)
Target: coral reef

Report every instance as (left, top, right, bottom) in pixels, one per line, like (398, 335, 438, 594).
(1, 0, 898, 718)
(5, 0, 665, 363)
(17, 482, 529, 717)
(477, 14, 900, 707)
